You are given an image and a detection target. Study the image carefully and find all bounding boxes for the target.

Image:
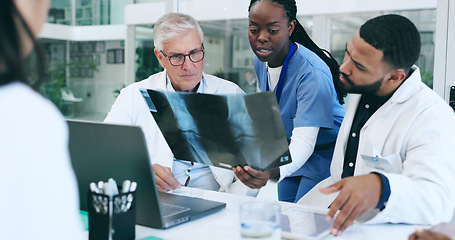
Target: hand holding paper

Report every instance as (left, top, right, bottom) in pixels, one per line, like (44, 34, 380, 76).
(152, 163, 182, 192)
(141, 89, 292, 171)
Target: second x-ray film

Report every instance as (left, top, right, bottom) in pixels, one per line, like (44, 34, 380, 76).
(140, 89, 291, 171)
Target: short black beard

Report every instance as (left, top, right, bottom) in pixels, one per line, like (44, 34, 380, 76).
(341, 72, 383, 95)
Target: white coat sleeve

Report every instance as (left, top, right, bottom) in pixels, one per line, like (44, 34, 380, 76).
(279, 126, 319, 181)
(367, 103, 455, 225)
(1, 88, 84, 240)
(104, 87, 134, 124)
(104, 85, 175, 169)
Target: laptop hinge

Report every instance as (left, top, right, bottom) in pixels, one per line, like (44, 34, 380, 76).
(450, 85, 455, 112)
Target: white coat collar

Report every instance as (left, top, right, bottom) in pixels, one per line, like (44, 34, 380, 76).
(337, 66, 423, 148)
(366, 66, 422, 118)
(387, 65, 421, 104)
(159, 69, 211, 93)
(348, 66, 422, 118)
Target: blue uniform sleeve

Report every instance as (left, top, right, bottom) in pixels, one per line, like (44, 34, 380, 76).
(294, 69, 335, 129)
(371, 172, 391, 210)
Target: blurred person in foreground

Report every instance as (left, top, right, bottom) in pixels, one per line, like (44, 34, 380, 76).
(0, 0, 84, 239)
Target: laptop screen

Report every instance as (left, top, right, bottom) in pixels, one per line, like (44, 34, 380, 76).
(67, 120, 226, 229)
(67, 120, 164, 227)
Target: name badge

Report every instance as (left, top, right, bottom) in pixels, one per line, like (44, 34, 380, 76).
(360, 154, 395, 173)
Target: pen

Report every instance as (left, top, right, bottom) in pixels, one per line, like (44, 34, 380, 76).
(122, 180, 131, 193)
(90, 182, 100, 193)
(108, 178, 119, 195)
(97, 181, 104, 194)
(130, 181, 137, 192)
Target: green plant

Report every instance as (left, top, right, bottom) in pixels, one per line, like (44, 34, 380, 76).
(420, 69, 433, 89)
(113, 84, 126, 98)
(39, 62, 67, 109)
(39, 61, 98, 112)
(213, 68, 225, 78)
(135, 46, 162, 82)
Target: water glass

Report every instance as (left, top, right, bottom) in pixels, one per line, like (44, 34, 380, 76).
(240, 201, 281, 240)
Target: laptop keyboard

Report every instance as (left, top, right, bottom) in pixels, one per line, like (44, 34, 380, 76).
(160, 203, 191, 217)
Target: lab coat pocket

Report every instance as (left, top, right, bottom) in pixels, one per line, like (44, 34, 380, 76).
(360, 152, 403, 174)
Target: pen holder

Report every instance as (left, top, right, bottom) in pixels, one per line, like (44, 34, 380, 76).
(88, 190, 136, 240)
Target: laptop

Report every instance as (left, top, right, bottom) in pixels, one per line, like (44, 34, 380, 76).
(66, 119, 226, 229)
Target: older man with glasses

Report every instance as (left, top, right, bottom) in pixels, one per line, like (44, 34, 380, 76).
(105, 13, 257, 196)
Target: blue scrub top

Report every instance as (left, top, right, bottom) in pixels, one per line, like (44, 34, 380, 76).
(254, 43, 345, 180)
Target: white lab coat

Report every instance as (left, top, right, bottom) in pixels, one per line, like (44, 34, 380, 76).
(105, 70, 258, 196)
(0, 82, 84, 239)
(298, 67, 455, 225)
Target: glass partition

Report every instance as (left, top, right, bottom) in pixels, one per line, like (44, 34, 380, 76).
(40, 1, 437, 122)
(135, 0, 165, 3)
(48, 0, 71, 25)
(48, 0, 129, 26)
(39, 39, 126, 121)
(194, 16, 312, 93)
(135, 25, 161, 82)
(199, 19, 253, 91)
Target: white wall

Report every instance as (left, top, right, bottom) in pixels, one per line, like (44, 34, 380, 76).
(40, 24, 127, 41)
(434, 0, 455, 102)
(296, 0, 436, 15)
(110, 0, 129, 24)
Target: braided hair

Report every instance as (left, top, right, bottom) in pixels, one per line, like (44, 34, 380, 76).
(360, 14, 421, 74)
(248, 0, 346, 104)
(0, 0, 45, 89)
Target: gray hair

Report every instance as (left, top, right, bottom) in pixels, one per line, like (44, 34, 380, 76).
(153, 13, 204, 50)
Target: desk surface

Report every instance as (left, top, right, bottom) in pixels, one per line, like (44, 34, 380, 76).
(132, 187, 419, 240)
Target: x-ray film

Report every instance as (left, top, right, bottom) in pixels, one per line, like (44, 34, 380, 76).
(140, 89, 292, 171)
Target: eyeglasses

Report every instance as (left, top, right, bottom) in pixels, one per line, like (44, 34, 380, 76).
(160, 48, 205, 66)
